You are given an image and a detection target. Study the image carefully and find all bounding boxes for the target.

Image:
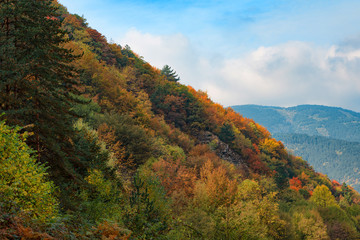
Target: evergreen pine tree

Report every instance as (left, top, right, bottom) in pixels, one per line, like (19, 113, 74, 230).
(219, 122, 236, 143)
(0, 0, 27, 111)
(0, 0, 85, 177)
(161, 64, 180, 82)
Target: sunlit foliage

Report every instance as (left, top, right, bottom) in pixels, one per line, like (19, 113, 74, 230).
(1, 1, 360, 239)
(0, 120, 58, 222)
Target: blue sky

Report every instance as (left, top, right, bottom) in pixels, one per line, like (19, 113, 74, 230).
(59, 0, 360, 112)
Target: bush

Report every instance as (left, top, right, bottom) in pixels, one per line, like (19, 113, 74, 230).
(0, 120, 58, 222)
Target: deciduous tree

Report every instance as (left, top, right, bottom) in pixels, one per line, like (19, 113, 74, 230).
(0, 119, 58, 222)
(311, 185, 338, 208)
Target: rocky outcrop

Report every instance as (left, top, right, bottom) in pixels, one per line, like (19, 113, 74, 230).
(198, 131, 248, 172)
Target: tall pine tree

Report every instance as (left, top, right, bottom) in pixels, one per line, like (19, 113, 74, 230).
(161, 65, 180, 82)
(0, 0, 85, 178)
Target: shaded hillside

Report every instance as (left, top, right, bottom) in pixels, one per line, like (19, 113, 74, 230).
(232, 104, 360, 142)
(1, 1, 360, 239)
(232, 104, 360, 192)
(274, 133, 360, 191)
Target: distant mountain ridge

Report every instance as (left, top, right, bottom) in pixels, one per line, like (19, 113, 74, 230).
(232, 104, 360, 142)
(273, 133, 360, 190)
(232, 104, 360, 191)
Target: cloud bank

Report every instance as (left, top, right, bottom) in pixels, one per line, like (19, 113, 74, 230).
(121, 29, 360, 112)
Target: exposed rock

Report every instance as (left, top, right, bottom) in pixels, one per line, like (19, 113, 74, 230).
(198, 131, 248, 172)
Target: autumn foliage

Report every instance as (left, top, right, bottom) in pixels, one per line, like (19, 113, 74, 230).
(1, 1, 360, 239)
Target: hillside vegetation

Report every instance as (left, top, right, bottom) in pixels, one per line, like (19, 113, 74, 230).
(1, 1, 360, 239)
(232, 104, 360, 142)
(273, 133, 360, 192)
(232, 105, 360, 193)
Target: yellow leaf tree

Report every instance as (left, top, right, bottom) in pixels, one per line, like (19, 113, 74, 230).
(0, 120, 58, 222)
(311, 185, 338, 208)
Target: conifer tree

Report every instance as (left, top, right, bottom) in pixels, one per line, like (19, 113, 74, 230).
(219, 122, 236, 143)
(0, 0, 84, 175)
(161, 64, 180, 82)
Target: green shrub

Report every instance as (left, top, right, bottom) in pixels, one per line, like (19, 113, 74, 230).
(0, 120, 58, 222)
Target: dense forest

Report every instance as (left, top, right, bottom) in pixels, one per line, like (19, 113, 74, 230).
(1, 1, 360, 239)
(232, 104, 360, 193)
(273, 133, 360, 192)
(231, 105, 360, 142)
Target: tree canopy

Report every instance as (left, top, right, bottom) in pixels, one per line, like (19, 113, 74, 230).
(0, 119, 58, 222)
(0, 0, 85, 174)
(1, 1, 360, 239)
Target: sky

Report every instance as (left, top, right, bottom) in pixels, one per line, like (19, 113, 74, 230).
(59, 0, 360, 112)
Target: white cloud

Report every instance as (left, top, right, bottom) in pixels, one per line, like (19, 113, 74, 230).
(121, 29, 193, 68)
(219, 41, 360, 110)
(120, 29, 208, 89)
(119, 29, 360, 112)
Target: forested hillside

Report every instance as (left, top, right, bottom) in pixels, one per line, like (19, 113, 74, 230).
(232, 104, 360, 193)
(274, 133, 360, 192)
(1, 1, 360, 239)
(231, 105, 360, 142)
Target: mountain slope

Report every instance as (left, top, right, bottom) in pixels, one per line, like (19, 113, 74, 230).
(1, 1, 360, 239)
(232, 104, 360, 142)
(232, 104, 360, 192)
(274, 133, 360, 190)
